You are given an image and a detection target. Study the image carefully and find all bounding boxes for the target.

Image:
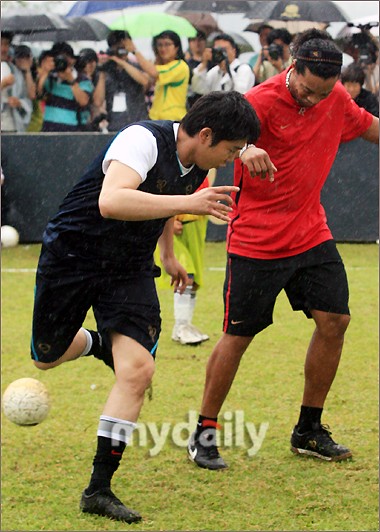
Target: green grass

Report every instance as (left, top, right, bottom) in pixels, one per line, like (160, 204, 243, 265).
(1, 242, 378, 531)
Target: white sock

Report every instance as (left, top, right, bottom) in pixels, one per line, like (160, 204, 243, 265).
(79, 327, 92, 356)
(174, 285, 195, 326)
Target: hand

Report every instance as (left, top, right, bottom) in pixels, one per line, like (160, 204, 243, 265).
(161, 255, 188, 294)
(240, 146, 277, 182)
(58, 66, 75, 83)
(17, 57, 32, 72)
(7, 96, 21, 108)
(173, 219, 183, 236)
(40, 56, 55, 74)
(185, 185, 240, 222)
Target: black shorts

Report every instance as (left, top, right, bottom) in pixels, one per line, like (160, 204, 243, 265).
(223, 240, 350, 337)
(31, 246, 161, 363)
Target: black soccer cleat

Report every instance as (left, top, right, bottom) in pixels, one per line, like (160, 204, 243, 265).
(80, 487, 142, 523)
(290, 423, 352, 462)
(187, 432, 228, 470)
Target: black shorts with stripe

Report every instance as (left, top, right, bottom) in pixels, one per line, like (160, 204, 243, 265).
(223, 240, 350, 337)
(31, 245, 161, 363)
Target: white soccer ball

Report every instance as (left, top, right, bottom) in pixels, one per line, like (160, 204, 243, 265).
(1, 225, 19, 248)
(3, 378, 51, 426)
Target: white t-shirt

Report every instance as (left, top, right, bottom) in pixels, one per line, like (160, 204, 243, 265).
(1, 61, 15, 131)
(102, 123, 194, 181)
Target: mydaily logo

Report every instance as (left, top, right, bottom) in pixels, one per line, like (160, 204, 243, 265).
(112, 410, 269, 457)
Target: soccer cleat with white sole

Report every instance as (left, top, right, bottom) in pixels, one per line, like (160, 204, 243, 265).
(172, 323, 204, 345)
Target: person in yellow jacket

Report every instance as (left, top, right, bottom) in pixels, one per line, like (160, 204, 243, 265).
(127, 30, 190, 121)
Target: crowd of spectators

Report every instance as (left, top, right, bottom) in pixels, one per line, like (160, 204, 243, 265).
(1, 23, 379, 133)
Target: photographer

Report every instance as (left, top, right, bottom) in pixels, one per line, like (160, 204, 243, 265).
(253, 28, 293, 84)
(37, 42, 94, 132)
(190, 33, 255, 94)
(99, 30, 149, 131)
(345, 30, 379, 96)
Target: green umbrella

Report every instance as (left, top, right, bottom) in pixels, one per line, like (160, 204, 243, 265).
(109, 11, 197, 38)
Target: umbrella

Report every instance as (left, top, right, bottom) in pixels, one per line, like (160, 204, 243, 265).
(1, 13, 69, 34)
(245, 1, 348, 24)
(336, 18, 379, 40)
(167, 1, 257, 14)
(207, 31, 255, 53)
(109, 12, 197, 38)
(66, 1, 165, 17)
(175, 12, 221, 37)
(244, 19, 329, 35)
(25, 16, 110, 42)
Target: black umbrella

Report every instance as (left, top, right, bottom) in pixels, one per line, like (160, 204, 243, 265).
(167, 0, 257, 14)
(1, 13, 69, 34)
(25, 16, 110, 42)
(245, 0, 348, 23)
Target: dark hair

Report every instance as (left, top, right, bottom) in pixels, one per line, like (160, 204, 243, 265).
(341, 63, 366, 86)
(181, 91, 260, 146)
(38, 50, 54, 66)
(267, 28, 293, 46)
(152, 30, 184, 60)
(212, 33, 240, 58)
(76, 48, 98, 70)
(1, 31, 14, 43)
(50, 41, 76, 58)
(292, 29, 342, 79)
(107, 30, 131, 47)
(189, 29, 207, 41)
(14, 44, 32, 59)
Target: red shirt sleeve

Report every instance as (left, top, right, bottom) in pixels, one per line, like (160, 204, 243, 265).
(338, 82, 374, 142)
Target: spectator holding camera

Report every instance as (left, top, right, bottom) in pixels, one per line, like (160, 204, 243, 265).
(75, 48, 108, 130)
(190, 33, 255, 94)
(99, 30, 149, 131)
(37, 42, 94, 132)
(253, 28, 293, 84)
(1, 33, 33, 132)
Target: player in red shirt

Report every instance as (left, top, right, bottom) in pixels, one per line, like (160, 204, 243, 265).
(188, 29, 379, 469)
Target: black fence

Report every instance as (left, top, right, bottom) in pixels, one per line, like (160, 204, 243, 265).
(1, 133, 378, 243)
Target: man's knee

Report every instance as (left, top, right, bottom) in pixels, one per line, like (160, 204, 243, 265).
(314, 312, 351, 338)
(33, 359, 58, 370)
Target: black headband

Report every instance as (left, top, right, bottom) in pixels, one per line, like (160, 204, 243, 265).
(296, 48, 343, 66)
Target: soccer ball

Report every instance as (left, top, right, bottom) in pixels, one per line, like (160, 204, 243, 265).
(1, 225, 19, 248)
(2, 378, 51, 426)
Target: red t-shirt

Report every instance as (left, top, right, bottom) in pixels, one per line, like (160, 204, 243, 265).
(227, 69, 373, 259)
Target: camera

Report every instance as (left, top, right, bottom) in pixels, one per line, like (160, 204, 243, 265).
(106, 48, 128, 58)
(268, 43, 284, 61)
(350, 33, 377, 66)
(53, 54, 69, 73)
(212, 47, 228, 64)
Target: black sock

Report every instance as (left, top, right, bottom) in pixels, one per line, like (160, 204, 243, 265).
(85, 329, 114, 372)
(297, 406, 323, 433)
(86, 436, 126, 495)
(195, 414, 219, 440)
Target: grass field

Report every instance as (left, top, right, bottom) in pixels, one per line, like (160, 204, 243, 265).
(1, 242, 378, 531)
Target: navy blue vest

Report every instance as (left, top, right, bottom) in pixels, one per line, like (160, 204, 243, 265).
(43, 121, 208, 272)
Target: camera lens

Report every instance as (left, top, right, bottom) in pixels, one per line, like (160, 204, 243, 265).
(54, 54, 69, 72)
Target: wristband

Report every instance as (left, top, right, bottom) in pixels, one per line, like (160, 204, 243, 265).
(67, 80, 78, 86)
(239, 144, 255, 157)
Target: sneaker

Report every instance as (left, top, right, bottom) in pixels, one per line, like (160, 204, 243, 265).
(290, 424, 352, 461)
(188, 324, 209, 342)
(187, 431, 228, 470)
(80, 487, 142, 523)
(171, 323, 203, 345)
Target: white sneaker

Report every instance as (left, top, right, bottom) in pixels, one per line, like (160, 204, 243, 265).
(187, 324, 209, 342)
(172, 323, 204, 345)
